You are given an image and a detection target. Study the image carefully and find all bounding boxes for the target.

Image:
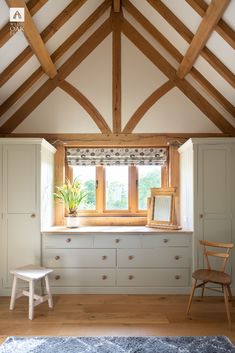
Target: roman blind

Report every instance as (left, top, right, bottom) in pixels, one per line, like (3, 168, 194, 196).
(66, 147, 168, 166)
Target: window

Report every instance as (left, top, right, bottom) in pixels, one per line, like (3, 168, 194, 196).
(70, 165, 164, 215)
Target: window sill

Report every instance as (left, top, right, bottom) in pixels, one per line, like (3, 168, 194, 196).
(60, 216, 147, 227)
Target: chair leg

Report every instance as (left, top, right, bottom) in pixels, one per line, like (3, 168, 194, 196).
(45, 275, 53, 309)
(201, 282, 205, 299)
(187, 279, 197, 316)
(223, 285, 232, 329)
(9, 276, 18, 310)
(227, 285, 234, 306)
(29, 280, 35, 320)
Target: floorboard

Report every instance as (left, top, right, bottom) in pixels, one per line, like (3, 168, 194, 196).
(0, 294, 235, 344)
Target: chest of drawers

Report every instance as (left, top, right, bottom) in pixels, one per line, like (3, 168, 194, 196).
(42, 230, 192, 294)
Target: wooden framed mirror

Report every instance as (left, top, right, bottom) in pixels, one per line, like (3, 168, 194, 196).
(147, 187, 181, 229)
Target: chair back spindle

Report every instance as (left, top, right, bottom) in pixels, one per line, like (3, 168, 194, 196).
(199, 240, 233, 273)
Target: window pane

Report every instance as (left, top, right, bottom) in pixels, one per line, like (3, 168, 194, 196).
(138, 166, 161, 210)
(72, 166, 96, 210)
(105, 166, 128, 210)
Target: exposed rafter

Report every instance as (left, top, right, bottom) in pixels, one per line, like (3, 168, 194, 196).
(0, 0, 47, 48)
(59, 81, 112, 134)
(0, 18, 112, 133)
(123, 0, 235, 118)
(113, 0, 121, 12)
(6, 0, 57, 78)
(177, 0, 230, 79)
(0, 1, 110, 117)
(0, 0, 88, 87)
(186, 0, 235, 49)
(147, 0, 235, 88)
(121, 19, 235, 135)
(112, 12, 122, 133)
(123, 81, 174, 133)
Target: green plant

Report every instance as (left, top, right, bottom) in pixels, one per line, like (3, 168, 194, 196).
(54, 178, 87, 216)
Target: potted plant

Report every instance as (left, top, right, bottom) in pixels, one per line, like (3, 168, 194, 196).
(54, 178, 87, 228)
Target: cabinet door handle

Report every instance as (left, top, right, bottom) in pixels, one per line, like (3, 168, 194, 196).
(128, 275, 134, 280)
(163, 238, 169, 243)
(55, 275, 60, 280)
(55, 255, 60, 260)
(128, 255, 134, 260)
(102, 255, 107, 260)
(175, 275, 181, 280)
(102, 275, 107, 280)
(66, 238, 71, 243)
(199, 214, 203, 219)
(174, 255, 180, 260)
(30, 214, 36, 218)
(115, 238, 120, 243)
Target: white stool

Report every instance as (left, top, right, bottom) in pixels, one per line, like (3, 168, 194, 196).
(9, 265, 53, 320)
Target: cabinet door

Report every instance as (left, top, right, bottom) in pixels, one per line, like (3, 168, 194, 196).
(197, 145, 232, 269)
(3, 144, 37, 214)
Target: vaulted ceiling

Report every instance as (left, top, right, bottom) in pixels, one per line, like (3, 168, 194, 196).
(0, 0, 234, 138)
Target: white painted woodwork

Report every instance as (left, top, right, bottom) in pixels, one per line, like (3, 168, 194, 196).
(0, 138, 56, 294)
(178, 138, 235, 292)
(42, 231, 192, 294)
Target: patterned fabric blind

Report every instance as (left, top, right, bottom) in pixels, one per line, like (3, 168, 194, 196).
(66, 147, 168, 166)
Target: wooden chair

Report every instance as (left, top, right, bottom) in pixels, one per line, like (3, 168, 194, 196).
(187, 240, 234, 328)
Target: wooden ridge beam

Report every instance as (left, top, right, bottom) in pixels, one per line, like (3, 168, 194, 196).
(177, 0, 230, 79)
(147, 0, 235, 88)
(123, 0, 235, 118)
(0, 1, 111, 117)
(121, 19, 235, 135)
(0, 18, 112, 133)
(0, 0, 89, 86)
(59, 80, 112, 134)
(6, 0, 57, 78)
(112, 12, 122, 133)
(113, 0, 121, 12)
(0, 0, 47, 48)
(122, 81, 174, 133)
(186, 0, 235, 49)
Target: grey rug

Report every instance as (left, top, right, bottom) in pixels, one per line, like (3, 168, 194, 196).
(0, 336, 234, 353)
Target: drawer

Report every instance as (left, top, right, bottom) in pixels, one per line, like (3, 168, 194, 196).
(49, 269, 116, 286)
(43, 249, 116, 268)
(142, 234, 191, 248)
(117, 248, 190, 268)
(43, 234, 93, 248)
(117, 269, 189, 287)
(94, 234, 141, 248)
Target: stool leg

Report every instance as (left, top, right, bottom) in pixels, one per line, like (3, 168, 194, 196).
(45, 275, 53, 309)
(29, 280, 35, 320)
(10, 276, 18, 310)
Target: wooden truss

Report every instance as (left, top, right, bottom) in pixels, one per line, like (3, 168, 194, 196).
(0, 0, 234, 137)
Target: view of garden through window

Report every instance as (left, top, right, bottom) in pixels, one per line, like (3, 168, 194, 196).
(72, 165, 161, 211)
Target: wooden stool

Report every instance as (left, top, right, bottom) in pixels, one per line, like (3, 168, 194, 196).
(9, 265, 53, 320)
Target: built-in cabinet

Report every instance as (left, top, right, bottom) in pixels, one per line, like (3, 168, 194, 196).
(0, 139, 56, 295)
(179, 138, 235, 291)
(42, 230, 192, 294)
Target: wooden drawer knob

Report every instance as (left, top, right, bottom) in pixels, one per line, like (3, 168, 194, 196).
(102, 255, 107, 260)
(55, 255, 60, 260)
(66, 238, 71, 243)
(128, 275, 134, 280)
(115, 238, 120, 243)
(175, 275, 181, 280)
(55, 275, 60, 280)
(174, 255, 180, 260)
(163, 238, 169, 243)
(128, 255, 134, 260)
(102, 275, 107, 280)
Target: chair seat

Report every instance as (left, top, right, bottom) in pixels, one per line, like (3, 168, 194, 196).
(192, 269, 231, 285)
(10, 265, 53, 280)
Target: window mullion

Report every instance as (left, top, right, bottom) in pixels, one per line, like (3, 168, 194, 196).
(129, 166, 138, 212)
(96, 166, 104, 213)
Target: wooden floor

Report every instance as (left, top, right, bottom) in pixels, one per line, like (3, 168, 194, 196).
(0, 294, 235, 345)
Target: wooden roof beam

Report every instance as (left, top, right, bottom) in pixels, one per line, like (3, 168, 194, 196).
(113, 0, 121, 12)
(186, 0, 235, 49)
(177, 0, 230, 79)
(147, 0, 235, 88)
(0, 0, 47, 48)
(6, 0, 57, 78)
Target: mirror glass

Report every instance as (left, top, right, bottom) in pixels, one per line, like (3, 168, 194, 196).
(153, 195, 172, 222)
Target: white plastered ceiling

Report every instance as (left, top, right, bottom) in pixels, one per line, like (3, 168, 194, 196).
(0, 0, 234, 134)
